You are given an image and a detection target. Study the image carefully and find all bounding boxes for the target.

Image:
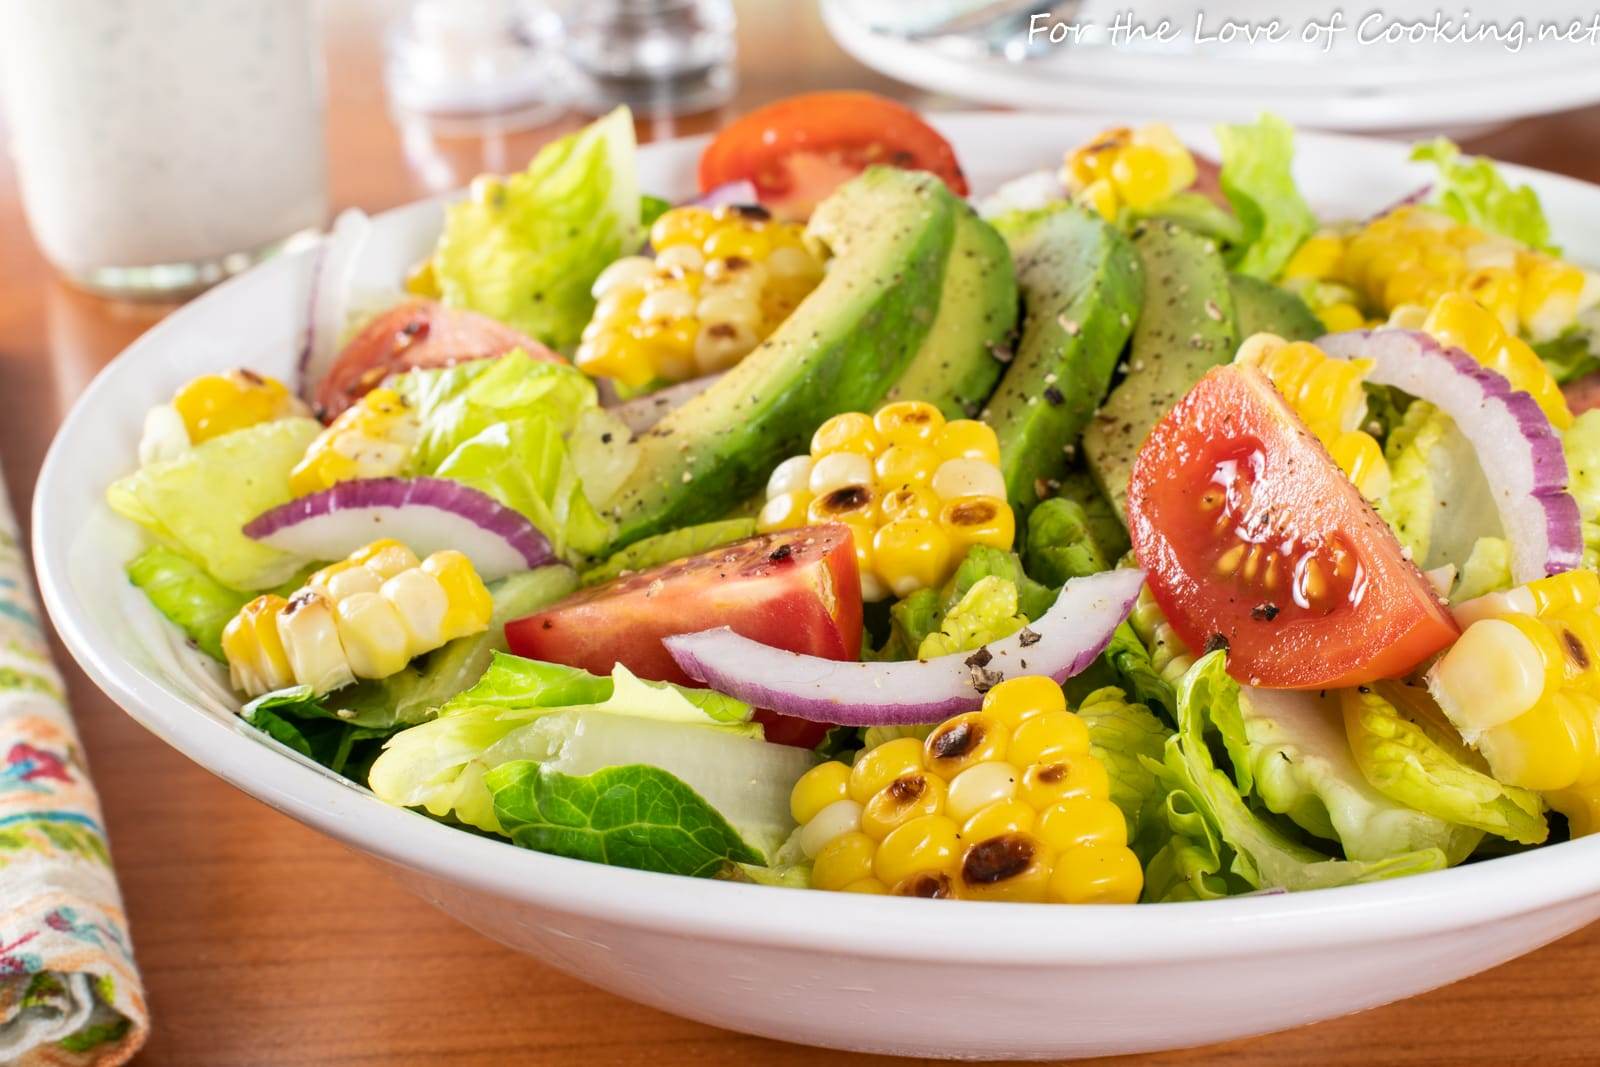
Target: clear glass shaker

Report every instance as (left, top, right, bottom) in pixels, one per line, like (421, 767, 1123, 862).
(565, 0, 737, 115)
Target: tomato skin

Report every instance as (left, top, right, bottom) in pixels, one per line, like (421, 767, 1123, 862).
(1128, 364, 1458, 689)
(698, 92, 968, 219)
(313, 299, 563, 420)
(505, 525, 863, 747)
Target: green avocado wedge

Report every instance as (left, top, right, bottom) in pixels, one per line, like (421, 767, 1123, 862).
(985, 204, 1142, 515)
(1083, 220, 1239, 523)
(1229, 272, 1322, 342)
(601, 167, 960, 550)
(883, 202, 1018, 419)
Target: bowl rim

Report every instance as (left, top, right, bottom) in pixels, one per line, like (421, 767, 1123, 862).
(32, 112, 1600, 966)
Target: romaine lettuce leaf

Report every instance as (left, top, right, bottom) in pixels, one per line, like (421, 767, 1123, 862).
(433, 107, 643, 350)
(1140, 787, 1250, 902)
(392, 351, 611, 558)
(1343, 683, 1546, 846)
(125, 545, 251, 661)
(106, 417, 321, 590)
(1097, 622, 1178, 724)
(1077, 686, 1171, 859)
(368, 655, 766, 833)
(1126, 585, 1194, 706)
(1148, 652, 1452, 894)
(917, 576, 1029, 659)
(1411, 138, 1555, 253)
(1024, 497, 1112, 587)
(1215, 114, 1318, 280)
(488, 762, 765, 877)
(1452, 536, 1512, 602)
(1378, 401, 1500, 571)
(1238, 686, 1482, 863)
(877, 545, 1055, 661)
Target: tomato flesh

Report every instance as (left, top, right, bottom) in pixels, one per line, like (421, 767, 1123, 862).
(699, 92, 968, 219)
(1127, 364, 1458, 688)
(506, 525, 863, 747)
(313, 299, 563, 420)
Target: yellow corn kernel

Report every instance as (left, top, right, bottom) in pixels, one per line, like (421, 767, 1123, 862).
(842, 878, 888, 895)
(1547, 782, 1600, 838)
(871, 518, 953, 599)
(790, 760, 851, 825)
(931, 457, 1007, 501)
(1076, 179, 1120, 220)
(290, 387, 418, 495)
(872, 400, 945, 448)
(873, 445, 942, 493)
(860, 772, 947, 840)
(404, 257, 441, 298)
(1528, 570, 1600, 616)
(811, 412, 884, 458)
(879, 486, 940, 523)
(756, 491, 811, 533)
(1477, 692, 1593, 792)
(848, 737, 926, 804)
(939, 495, 1015, 556)
(1462, 266, 1523, 334)
(1136, 122, 1197, 191)
(381, 567, 450, 650)
(221, 594, 294, 696)
(812, 831, 877, 892)
(934, 419, 1001, 463)
(1010, 710, 1092, 767)
(575, 331, 656, 390)
(1110, 143, 1172, 210)
(172, 369, 299, 444)
(1422, 292, 1570, 428)
(1283, 232, 1347, 282)
(925, 712, 1010, 779)
(349, 539, 421, 579)
(704, 224, 771, 262)
(981, 675, 1067, 729)
(649, 206, 716, 250)
(1047, 843, 1143, 904)
(945, 760, 1021, 823)
(1036, 796, 1128, 852)
(798, 798, 863, 858)
(422, 550, 494, 643)
(891, 872, 957, 898)
(872, 814, 962, 886)
(1327, 429, 1391, 500)
(956, 832, 1054, 903)
(333, 591, 412, 680)
(1317, 302, 1367, 334)
(276, 590, 355, 696)
(842, 520, 883, 602)
(960, 797, 1037, 841)
(1518, 253, 1588, 342)
(1019, 756, 1110, 809)
(1429, 616, 1558, 734)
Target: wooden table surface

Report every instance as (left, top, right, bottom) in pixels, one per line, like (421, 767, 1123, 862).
(5, 3, 1600, 1064)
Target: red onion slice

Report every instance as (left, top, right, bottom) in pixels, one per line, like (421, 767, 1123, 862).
(663, 568, 1146, 726)
(1320, 328, 1581, 584)
(244, 477, 554, 580)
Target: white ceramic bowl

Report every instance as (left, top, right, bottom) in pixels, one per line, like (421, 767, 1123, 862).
(33, 114, 1600, 1060)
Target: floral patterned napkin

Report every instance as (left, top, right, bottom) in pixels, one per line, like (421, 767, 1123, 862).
(0, 473, 146, 1064)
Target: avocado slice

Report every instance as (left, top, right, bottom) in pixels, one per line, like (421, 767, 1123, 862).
(883, 202, 1017, 418)
(1229, 272, 1322, 342)
(602, 167, 960, 550)
(984, 204, 1142, 515)
(1082, 220, 1239, 522)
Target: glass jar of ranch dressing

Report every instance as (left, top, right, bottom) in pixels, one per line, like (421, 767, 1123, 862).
(0, 0, 328, 298)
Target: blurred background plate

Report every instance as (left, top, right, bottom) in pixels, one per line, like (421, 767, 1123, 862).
(821, 0, 1600, 132)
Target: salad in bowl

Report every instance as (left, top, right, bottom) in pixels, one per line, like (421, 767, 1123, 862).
(91, 92, 1600, 912)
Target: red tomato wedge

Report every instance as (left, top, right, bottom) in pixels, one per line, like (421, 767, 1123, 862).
(1127, 364, 1458, 689)
(698, 92, 968, 220)
(313, 299, 563, 420)
(506, 525, 864, 747)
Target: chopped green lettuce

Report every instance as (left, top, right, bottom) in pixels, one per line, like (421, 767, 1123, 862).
(367, 654, 788, 839)
(1411, 138, 1555, 253)
(1143, 652, 1451, 896)
(1025, 497, 1112, 587)
(1099, 622, 1178, 723)
(433, 107, 643, 350)
(488, 762, 765, 878)
(580, 518, 757, 586)
(125, 545, 251, 660)
(1452, 537, 1512, 602)
(878, 545, 1054, 661)
(106, 417, 321, 590)
(392, 351, 611, 558)
(1215, 114, 1318, 280)
(1343, 684, 1546, 846)
(918, 576, 1029, 659)
(1076, 686, 1171, 860)
(1378, 401, 1500, 571)
(242, 691, 389, 782)
(1238, 686, 1482, 863)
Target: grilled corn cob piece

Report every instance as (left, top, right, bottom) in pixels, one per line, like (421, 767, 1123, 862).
(1063, 123, 1197, 221)
(1428, 570, 1600, 833)
(757, 402, 1014, 602)
(1235, 333, 1391, 499)
(1400, 292, 1572, 429)
(791, 676, 1143, 903)
(222, 539, 492, 698)
(1297, 206, 1600, 343)
(289, 387, 421, 495)
(575, 205, 825, 388)
(140, 369, 306, 464)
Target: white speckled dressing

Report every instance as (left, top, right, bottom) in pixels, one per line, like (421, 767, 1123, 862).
(0, 0, 328, 293)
